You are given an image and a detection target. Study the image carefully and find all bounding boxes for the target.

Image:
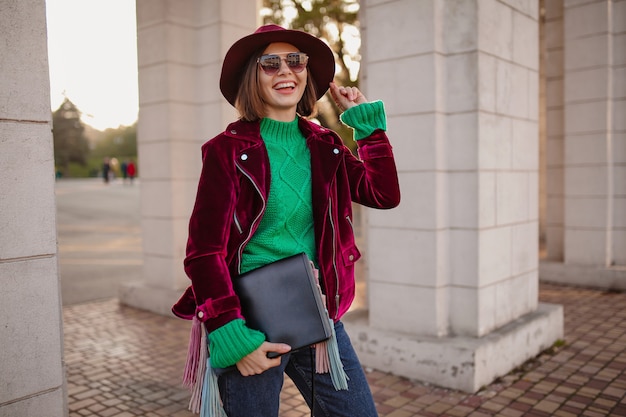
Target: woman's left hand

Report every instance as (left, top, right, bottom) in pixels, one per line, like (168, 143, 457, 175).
(329, 82, 367, 112)
(235, 341, 291, 376)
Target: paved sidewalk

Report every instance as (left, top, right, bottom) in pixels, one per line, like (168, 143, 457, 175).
(64, 283, 626, 417)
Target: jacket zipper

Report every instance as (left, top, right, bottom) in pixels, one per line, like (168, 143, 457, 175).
(328, 197, 340, 319)
(235, 161, 266, 274)
(346, 215, 354, 234)
(233, 212, 243, 234)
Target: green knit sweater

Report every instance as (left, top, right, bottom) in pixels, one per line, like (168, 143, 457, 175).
(208, 102, 386, 368)
(240, 117, 317, 273)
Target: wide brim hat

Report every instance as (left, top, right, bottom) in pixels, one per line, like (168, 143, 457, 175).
(219, 24, 335, 106)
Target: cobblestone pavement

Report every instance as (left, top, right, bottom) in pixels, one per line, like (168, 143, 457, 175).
(63, 283, 626, 417)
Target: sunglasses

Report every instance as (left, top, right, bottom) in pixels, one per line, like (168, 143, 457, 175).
(257, 52, 309, 75)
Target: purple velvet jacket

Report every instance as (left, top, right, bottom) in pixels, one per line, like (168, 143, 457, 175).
(172, 117, 400, 333)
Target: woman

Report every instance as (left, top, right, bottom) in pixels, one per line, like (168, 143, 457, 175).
(173, 24, 400, 417)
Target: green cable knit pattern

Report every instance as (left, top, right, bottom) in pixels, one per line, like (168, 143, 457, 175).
(240, 117, 317, 273)
(339, 100, 387, 140)
(208, 319, 266, 368)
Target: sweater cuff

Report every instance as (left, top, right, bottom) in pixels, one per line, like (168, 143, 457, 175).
(339, 100, 387, 141)
(208, 319, 266, 368)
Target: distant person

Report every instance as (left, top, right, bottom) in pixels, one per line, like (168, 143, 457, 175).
(121, 160, 128, 183)
(127, 160, 136, 184)
(109, 157, 119, 181)
(102, 157, 111, 184)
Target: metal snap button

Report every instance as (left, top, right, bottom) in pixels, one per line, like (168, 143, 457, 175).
(241, 154, 248, 161)
(333, 148, 340, 155)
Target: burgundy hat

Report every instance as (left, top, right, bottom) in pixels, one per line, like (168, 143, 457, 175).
(219, 24, 336, 106)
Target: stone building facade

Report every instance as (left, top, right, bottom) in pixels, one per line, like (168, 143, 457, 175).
(1, 0, 623, 414)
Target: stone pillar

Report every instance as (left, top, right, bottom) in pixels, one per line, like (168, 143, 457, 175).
(0, 0, 67, 415)
(345, 0, 563, 392)
(543, 0, 566, 262)
(120, 0, 260, 314)
(540, 0, 626, 289)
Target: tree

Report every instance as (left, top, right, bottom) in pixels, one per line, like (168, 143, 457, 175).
(52, 98, 90, 177)
(262, 0, 361, 147)
(92, 123, 137, 160)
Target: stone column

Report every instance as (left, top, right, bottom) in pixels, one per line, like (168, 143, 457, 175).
(120, 0, 260, 314)
(0, 0, 67, 415)
(345, 0, 563, 392)
(540, 0, 626, 289)
(544, 0, 566, 262)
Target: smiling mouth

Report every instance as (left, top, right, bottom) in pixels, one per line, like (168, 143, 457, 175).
(274, 82, 296, 90)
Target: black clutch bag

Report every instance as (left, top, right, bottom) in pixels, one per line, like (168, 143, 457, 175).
(233, 253, 332, 358)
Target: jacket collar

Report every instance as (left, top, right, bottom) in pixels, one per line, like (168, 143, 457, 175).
(225, 116, 342, 188)
(223, 119, 261, 143)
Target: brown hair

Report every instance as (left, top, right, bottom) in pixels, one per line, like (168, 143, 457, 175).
(235, 50, 319, 122)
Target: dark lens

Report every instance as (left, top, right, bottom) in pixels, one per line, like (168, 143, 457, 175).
(259, 55, 281, 71)
(286, 53, 307, 72)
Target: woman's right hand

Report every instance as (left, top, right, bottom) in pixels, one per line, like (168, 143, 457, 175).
(235, 341, 291, 376)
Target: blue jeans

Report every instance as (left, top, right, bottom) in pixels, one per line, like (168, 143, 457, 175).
(215, 321, 377, 417)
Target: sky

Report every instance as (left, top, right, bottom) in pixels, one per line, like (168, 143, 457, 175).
(46, 0, 139, 131)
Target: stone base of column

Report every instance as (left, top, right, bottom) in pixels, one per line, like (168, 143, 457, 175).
(540, 261, 626, 291)
(119, 281, 183, 317)
(344, 303, 563, 393)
